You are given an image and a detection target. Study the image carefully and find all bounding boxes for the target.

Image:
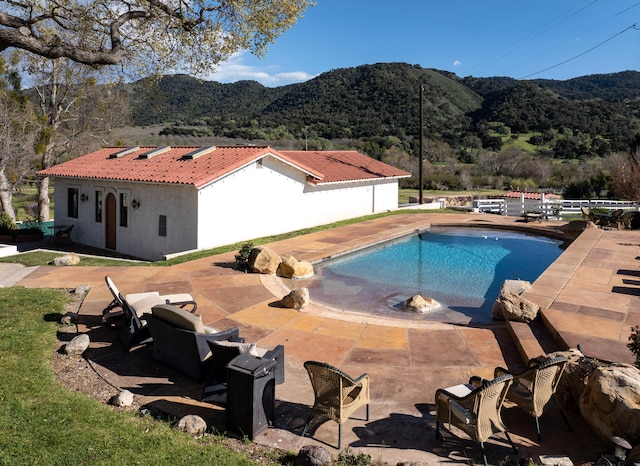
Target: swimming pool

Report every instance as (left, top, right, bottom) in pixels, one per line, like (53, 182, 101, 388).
(306, 226, 566, 323)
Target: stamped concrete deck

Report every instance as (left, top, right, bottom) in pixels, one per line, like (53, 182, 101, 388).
(6, 212, 638, 465)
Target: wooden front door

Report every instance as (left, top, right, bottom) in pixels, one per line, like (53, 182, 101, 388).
(105, 193, 116, 250)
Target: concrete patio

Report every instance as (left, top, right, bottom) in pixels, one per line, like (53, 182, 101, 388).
(4, 212, 638, 465)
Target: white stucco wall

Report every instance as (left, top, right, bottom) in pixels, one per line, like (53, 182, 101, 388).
(195, 155, 400, 250)
(52, 178, 198, 261)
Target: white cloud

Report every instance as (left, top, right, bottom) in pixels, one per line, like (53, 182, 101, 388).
(207, 51, 316, 87)
(453, 60, 462, 67)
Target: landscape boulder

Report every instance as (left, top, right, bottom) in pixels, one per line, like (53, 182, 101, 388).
(52, 253, 80, 266)
(580, 363, 640, 445)
(176, 414, 207, 438)
(294, 445, 332, 466)
(403, 294, 442, 313)
(278, 254, 314, 279)
(492, 280, 538, 322)
(109, 389, 134, 407)
(64, 333, 90, 355)
(248, 246, 282, 274)
(281, 288, 310, 310)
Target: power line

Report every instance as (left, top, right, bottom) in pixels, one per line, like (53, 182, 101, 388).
(520, 22, 639, 79)
(469, 0, 600, 76)
(505, 1, 640, 75)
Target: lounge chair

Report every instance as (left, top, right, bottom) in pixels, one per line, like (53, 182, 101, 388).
(102, 275, 197, 324)
(117, 293, 153, 350)
(145, 304, 243, 381)
(494, 355, 571, 442)
(202, 340, 285, 404)
(435, 374, 517, 466)
(301, 360, 371, 449)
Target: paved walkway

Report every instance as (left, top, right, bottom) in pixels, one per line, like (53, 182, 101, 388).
(5, 212, 638, 465)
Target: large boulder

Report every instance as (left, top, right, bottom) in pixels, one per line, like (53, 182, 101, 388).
(403, 294, 442, 313)
(248, 246, 282, 275)
(551, 348, 603, 412)
(580, 363, 640, 445)
(278, 255, 314, 279)
(53, 253, 80, 266)
(281, 288, 310, 310)
(492, 279, 538, 322)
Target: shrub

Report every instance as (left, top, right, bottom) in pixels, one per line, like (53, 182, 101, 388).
(0, 213, 18, 233)
(628, 326, 640, 369)
(234, 242, 254, 272)
(336, 448, 371, 466)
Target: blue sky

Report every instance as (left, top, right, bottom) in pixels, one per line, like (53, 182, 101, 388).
(209, 0, 640, 87)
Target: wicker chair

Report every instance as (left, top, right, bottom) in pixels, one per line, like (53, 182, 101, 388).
(581, 206, 596, 223)
(615, 211, 635, 230)
(302, 361, 371, 449)
(494, 355, 571, 442)
(435, 374, 517, 466)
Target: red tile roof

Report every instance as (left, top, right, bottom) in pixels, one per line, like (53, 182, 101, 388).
(37, 146, 410, 188)
(503, 190, 561, 200)
(280, 150, 410, 184)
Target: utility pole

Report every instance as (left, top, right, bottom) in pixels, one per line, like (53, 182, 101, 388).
(419, 84, 424, 205)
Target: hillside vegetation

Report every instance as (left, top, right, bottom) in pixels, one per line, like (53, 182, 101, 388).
(127, 63, 640, 160)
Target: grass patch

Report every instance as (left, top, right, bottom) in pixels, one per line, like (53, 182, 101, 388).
(13, 185, 54, 222)
(0, 251, 138, 267)
(399, 189, 504, 204)
(0, 210, 455, 267)
(0, 287, 274, 465)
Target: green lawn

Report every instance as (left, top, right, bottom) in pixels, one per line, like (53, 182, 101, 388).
(0, 287, 287, 465)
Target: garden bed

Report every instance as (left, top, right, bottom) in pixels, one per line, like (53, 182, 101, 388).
(0, 228, 44, 243)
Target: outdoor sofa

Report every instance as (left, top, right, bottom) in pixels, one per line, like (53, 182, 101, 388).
(145, 304, 243, 381)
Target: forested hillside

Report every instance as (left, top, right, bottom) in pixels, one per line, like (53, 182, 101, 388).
(129, 63, 640, 160)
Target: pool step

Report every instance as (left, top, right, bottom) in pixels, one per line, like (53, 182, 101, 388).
(506, 317, 566, 364)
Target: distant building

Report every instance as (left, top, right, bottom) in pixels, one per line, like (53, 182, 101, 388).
(38, 146, 410, 260)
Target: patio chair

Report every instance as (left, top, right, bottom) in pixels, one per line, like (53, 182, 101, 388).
(494, 355, 571, 442)
(435, 374, 517, 466)
(145, 304, 243, 381)
(202, 340, 285, 404)
(581, 206, 597, 224)
(615, 211, 635, 230)
(102, 275, 197, 324)
(117, 293, 153, 350)
(54, 224, 74, 246)
(301, 360, 370, 449)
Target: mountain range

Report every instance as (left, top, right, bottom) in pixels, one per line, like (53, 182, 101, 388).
(128, 62, 640, 158)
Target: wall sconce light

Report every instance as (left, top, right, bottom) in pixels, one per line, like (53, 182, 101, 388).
(80, 193, 88, 202)
(131, 198, 140, 210)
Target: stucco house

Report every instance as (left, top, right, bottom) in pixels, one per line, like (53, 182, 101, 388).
(37, 146, 411, 261)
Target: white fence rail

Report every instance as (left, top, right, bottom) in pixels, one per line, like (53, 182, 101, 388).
(472, 197, 638, 219)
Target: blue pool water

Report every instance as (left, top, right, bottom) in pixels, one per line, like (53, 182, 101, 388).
(307, 226, 566, 323)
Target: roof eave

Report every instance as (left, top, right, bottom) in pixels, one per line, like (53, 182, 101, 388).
(306, 174, 410, 186)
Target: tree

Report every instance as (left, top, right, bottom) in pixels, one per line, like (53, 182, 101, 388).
(24, 56, 130, 221)
(0, 1, 313, 76)
(611, 146, 640, 202)
(0, 55, 35, 220)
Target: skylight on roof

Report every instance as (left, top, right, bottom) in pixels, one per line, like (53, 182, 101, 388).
(109, 146, 140, 158)
(181, 146, 217, 160)
(138, 146, 171, 159)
